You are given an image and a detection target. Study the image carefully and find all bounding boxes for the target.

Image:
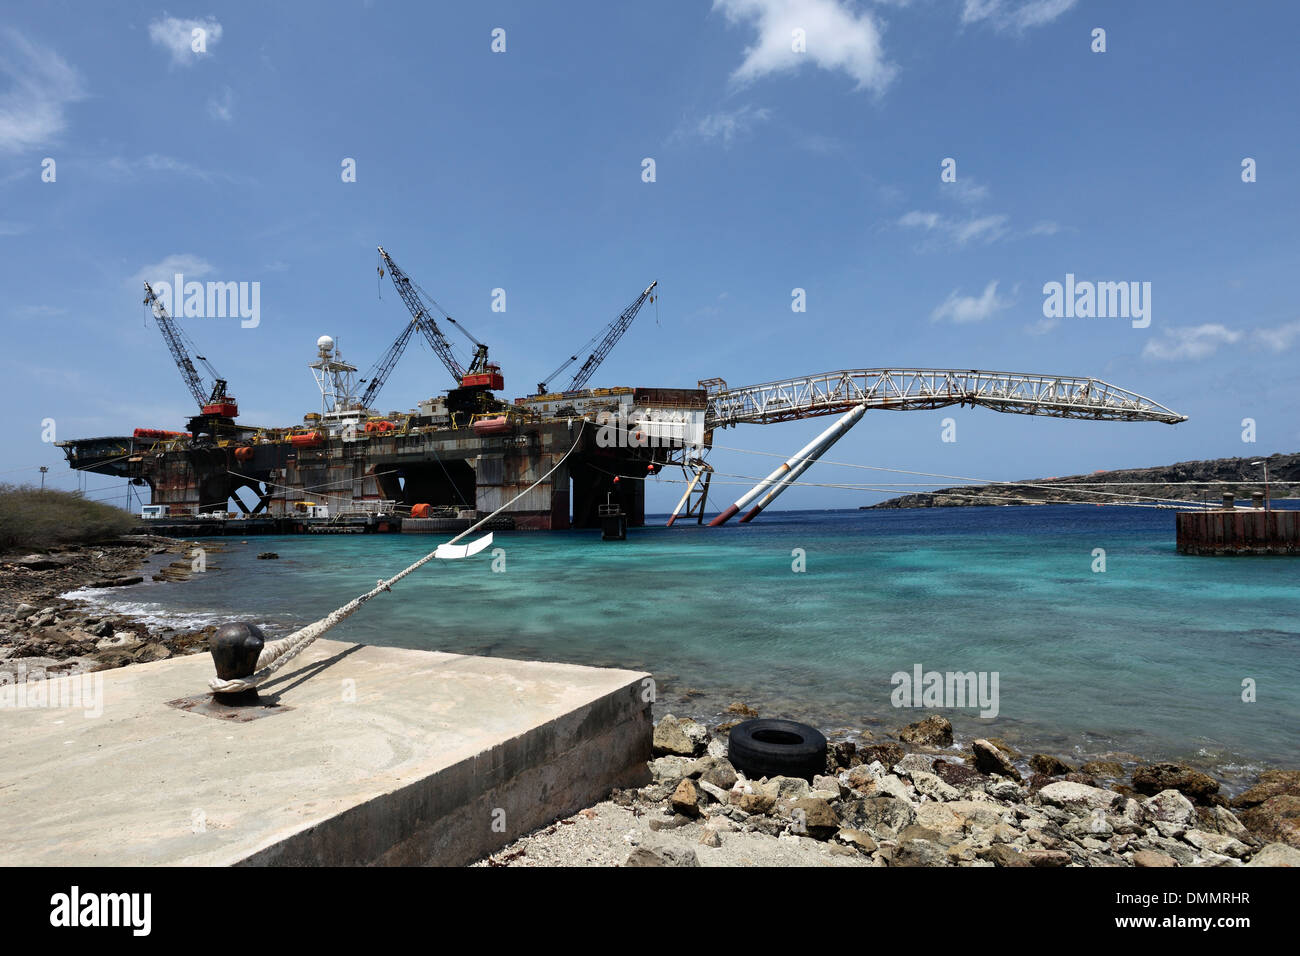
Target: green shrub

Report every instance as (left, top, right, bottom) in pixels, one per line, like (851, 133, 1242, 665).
(0, 484, 137, 552)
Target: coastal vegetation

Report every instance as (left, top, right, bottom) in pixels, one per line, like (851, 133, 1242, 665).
(0, 484, 136, 553)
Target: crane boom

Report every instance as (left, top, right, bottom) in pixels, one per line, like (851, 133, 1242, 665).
(539, 280, 656, 394)
(377, 246, 492, 386)
(359, 318, 418, 409)
(143, 281, 231, 411)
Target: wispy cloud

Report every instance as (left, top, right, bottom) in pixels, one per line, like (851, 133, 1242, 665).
(942, 177, 989, 205)
(899, 209, 1009, 246)
(101, 153, 244, 184)
(207, 86, 234, 122)
(1253, 319, 1300, 353)
(148, 16, 223, 66)
(714, 0, 897, 93)
(685, 104, 772, 146)
(961, 0, 1077, 32)
(1142, 324, 1242, 361)
(0, 28, 86, 154)
(1142, 318, 1300, 362)
(931, 280, 1012, 323)
(132, 254, 216, 288)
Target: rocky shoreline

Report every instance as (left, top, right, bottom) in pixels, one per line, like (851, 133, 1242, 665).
(478, 712, 1300, 867)
(0, 537, 217, 680)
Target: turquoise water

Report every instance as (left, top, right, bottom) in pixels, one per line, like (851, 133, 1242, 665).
(79, 506, 1300, 783)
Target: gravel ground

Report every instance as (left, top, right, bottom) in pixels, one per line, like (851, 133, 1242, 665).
(474, 799, 872, 867)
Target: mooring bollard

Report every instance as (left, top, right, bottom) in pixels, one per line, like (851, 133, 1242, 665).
(210, 622, 266, 705)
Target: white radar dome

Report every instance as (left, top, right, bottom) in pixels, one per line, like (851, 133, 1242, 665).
(317, 335, 335, 350)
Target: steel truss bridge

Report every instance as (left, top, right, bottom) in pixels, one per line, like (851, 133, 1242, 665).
(703, 368, 1187, 429)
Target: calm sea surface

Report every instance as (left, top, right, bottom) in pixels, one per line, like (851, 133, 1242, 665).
(71, 505, 1300, 786)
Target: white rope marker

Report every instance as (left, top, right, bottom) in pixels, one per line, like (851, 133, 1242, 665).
(209, 422, 587, 694)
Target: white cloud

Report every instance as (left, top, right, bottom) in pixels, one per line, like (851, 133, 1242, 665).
(1025, 317, 1058, 335)
(714, 0, 897, 93)
(944, 177, 989, 205)
(1028, 220, 1060, 236)
(900, 209, 1008, 246)
(0, 28, 86, 153)
(1142, 324, 1242, 361)
(207, 86, 234, 122)
(931, 280, 1011, 323)
(961, 0, 1077, 32)
(1253, 320, 1300, 353)
(692, 104, 772, 146)
(132, 254, 215, 288)
(148, 16, 223, 66)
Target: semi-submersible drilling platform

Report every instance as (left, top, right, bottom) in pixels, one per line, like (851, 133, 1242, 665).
(59, 247, 1187, 533)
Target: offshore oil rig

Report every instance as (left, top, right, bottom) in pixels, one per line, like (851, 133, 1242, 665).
(59, 247, 1187, 533)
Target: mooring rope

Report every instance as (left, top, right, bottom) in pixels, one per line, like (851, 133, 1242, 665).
(209, 421, 587, 693)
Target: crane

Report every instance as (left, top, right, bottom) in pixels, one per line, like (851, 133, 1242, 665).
(142, 281, 238, 419)
(537, 280, 657, 395)
(376, 246, 498, 390)
(357, 317, 418, 410)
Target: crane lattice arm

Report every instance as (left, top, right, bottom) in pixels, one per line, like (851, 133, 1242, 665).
(539, 280, 657, 394)
(359, 319, 418, 409)
(142, 282, 228, 409)
(377, 246, 491, 385)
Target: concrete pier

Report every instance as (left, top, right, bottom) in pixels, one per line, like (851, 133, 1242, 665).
(0, 640, 651, 866)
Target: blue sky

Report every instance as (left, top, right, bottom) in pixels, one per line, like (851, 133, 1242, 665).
(2, 1, 1297, 512)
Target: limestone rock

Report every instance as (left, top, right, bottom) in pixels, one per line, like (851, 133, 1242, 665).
(1232, 770, 1300, 809)
(624, 844, 699, 867)
(973, 739, 1021, 781)
(1029, 754, 1074, 777)
(912, 770, 960, 802)
(1131, 849, 1177, 868)
(653, 714, 709, 757)
(900, 715, 953, 748)
(1141, 789, 1197, 827)
(790, 797, 840, 840)
(1132, 762, 1220, 802)
(858, 743, 905, 770)
(893, 753, 935, 778)
(96, 631, 141, 652)
(670, 778, 705, 818)
(1245, 843, 1300, 866)
(1081, 760, 1125, 778)
(1038, 781, 1123, 814)
(649, 756, 692, 783)
(1183, 829, 1249, 859)
(1238, 794, 1300, 849)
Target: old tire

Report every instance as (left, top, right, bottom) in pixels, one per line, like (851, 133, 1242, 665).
(727, 718, 828, 781)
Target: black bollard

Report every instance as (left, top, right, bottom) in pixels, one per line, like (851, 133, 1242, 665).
(209, 622, 266, 706)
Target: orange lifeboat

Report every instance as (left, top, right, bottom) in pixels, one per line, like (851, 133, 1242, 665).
(289, 431, 322, 448)
(410, 503, 432, 518)
(233, 446, 254, 462)
(473, 416, 512, 436)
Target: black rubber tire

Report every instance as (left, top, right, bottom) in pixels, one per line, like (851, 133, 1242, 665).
(726, 718, 828, 782)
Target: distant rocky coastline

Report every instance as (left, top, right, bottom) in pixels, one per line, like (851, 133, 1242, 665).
(868, 452, 1298, 509)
